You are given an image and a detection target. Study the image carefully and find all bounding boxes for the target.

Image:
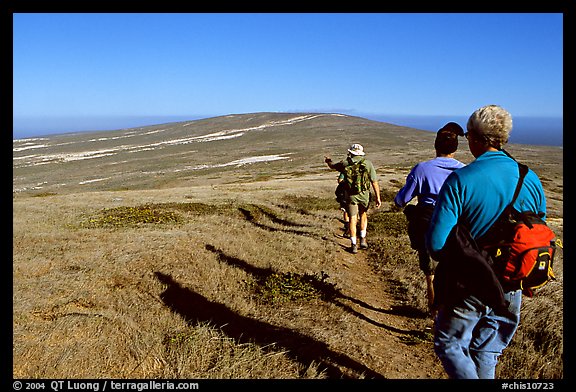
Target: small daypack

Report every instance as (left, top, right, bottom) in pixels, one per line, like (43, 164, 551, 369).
(344, 157, 371, 195)
(335, 181, 346, 205)
(479, 159, 558, 297)
(404, 203, 435, 250)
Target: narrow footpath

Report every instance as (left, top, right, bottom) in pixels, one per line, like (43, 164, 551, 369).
(329, 224, 447, 379)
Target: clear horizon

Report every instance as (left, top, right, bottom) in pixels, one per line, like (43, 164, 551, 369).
(12, 112, 563, 147)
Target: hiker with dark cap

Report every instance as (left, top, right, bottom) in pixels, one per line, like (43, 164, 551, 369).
(394, 122, 465, 312)
(325, 143, 382, 254)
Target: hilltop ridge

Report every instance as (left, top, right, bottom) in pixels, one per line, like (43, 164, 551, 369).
(12, 112, 430, 195)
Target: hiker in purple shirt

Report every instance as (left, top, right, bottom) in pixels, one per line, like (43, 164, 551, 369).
(394, 122, 466, 312)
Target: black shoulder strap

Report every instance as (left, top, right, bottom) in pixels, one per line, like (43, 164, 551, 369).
(502, 149, 529, 212)
(509, 162, 528, 208)
(476, 153, 529, 246)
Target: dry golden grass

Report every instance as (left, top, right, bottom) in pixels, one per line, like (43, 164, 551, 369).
(13, 170, 563, 379)
(13, 180, 370, 379)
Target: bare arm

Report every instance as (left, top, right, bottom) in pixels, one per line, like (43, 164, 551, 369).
(372, 181, 382, 208)
(324, 156, 337, 170)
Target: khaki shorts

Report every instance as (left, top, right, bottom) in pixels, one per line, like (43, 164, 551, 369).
(346, 202, 369, 217)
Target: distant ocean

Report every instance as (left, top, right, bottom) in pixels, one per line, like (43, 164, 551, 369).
(12, 113, 562, 147)
(12, 115, 205, 140)
(366, 114, 563, 147)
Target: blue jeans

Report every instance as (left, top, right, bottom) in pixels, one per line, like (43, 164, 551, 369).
(433, 290, 522, 379)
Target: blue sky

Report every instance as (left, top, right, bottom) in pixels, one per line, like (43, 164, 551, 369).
(13, 13, 563, 141)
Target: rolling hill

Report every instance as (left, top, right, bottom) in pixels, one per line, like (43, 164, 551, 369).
(13, 112, 563, 202)
(13, 112, 438, 195)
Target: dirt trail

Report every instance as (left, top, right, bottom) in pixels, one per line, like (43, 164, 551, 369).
(329, 224, 447, 379)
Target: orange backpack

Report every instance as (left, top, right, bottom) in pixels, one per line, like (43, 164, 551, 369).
(479, 161, 558, 297)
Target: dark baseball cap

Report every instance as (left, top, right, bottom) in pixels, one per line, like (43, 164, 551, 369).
(435, 122, 464, 154)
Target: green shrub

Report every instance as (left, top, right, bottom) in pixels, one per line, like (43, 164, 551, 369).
(368, 210, 407, 237)
(81, 205, 182, 228)
(248, 271, 339, 304)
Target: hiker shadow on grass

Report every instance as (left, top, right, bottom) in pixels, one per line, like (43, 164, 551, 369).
(339, 292, 429, 320)
(203, 244, 430, 348)
(238, 206, 310, 236)
(154, 271, 383, 379)
(238, 206, 334, 242)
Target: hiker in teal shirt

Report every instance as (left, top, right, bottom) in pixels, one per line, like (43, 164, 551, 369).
(427, 151, 546, 252)
(425, 105, 548, 379)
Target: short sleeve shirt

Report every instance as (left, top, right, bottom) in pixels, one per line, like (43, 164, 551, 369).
(333, 155, 377, 206)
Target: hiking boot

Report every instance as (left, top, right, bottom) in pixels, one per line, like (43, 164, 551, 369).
(360, 237, 368, 249)
(350, 244, 358, 254)
(342, 222, 350, 238)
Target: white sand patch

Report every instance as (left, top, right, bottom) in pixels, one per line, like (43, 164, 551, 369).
(217, 114, 324, 135)
(14, 152, 291, 192)
(79, 177, 110, 185)
(88, 128, 166, 142)
(181, 154, 292, 171)
(13, 144, 49, 152)
(13, 128, 169, 155)
(13, 155, 39, 160)
(226, 155, 289, 166)
(44, 148, 123, 162)
(197, 133, 245, 142)
(142, 129, 166, 135)
(13, 137, 49, 143)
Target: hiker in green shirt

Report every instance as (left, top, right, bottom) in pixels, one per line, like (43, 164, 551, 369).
(325, 143, 382, 254)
